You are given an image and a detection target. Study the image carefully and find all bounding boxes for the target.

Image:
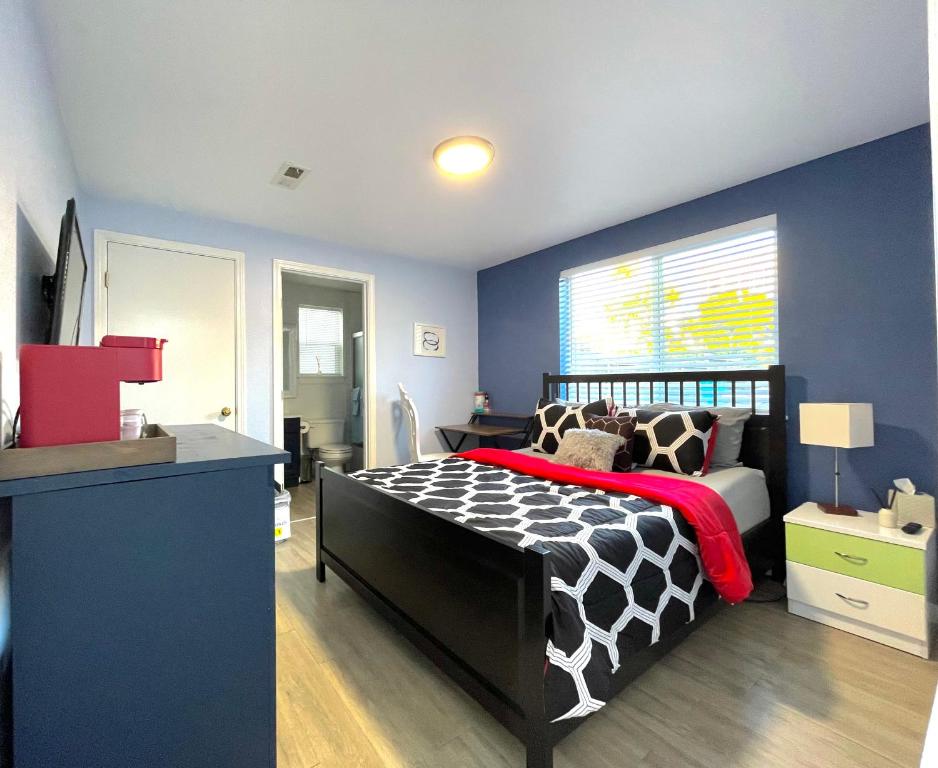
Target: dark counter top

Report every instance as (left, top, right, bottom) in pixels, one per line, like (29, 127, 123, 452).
(0, 424, 289, 497)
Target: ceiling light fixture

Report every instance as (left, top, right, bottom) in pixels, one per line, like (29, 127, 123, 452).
(433, 136, 495, 176)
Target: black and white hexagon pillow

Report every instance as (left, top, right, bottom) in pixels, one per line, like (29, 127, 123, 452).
(530, 398, 610, 454)
(618, 408, 716, 475)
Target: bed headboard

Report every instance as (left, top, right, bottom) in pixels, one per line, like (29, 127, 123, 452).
(541, 365, 788, 527)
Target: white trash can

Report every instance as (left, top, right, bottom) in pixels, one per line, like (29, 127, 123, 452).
(274, 488, 292, 543)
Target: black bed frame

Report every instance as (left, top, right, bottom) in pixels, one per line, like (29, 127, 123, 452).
(315, 365, 787, 768)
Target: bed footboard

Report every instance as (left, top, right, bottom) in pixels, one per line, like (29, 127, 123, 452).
(315, 462, 553, 768)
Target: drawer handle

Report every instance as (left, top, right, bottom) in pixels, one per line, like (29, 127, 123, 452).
(834, 551, 868, 566)
(835, 592, 870, 609)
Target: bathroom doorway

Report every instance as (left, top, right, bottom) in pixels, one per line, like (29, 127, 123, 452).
(271, 260, 376, 493)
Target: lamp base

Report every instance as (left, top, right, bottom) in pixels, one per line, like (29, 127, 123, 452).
(819, 502, 859, 517)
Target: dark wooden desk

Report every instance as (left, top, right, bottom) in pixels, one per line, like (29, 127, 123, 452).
(470, 410, 535, 448)
(468, 410, 532, 422)
(436, 423, 527, 452)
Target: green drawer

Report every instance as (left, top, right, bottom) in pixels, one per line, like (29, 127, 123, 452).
(786, 523, 924, 594)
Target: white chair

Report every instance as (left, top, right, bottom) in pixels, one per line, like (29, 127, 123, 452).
(398, 383, 453, 463)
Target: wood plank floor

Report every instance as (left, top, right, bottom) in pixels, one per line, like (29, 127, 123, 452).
(277, 482, 938, 768)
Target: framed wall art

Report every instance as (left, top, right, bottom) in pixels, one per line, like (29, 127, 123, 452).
(413, 322, 446, 357)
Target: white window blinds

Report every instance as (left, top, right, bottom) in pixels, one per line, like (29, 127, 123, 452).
(298, 305, 344, 375)
(560, 216, 778, 376)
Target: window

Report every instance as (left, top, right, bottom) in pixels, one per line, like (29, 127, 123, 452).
(560, 216, 778, 379)
(298, 305, 344, 376)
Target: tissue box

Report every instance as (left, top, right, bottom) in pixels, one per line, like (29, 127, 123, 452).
(894, 492, 935, 528)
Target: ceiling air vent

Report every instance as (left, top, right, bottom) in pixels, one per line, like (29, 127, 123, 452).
(271, 162, 309, 190)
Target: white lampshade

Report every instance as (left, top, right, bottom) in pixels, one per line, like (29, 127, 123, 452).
(799, 403, 874, 448)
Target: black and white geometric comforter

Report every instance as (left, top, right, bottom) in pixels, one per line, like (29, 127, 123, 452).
(351, 457, 717, 722)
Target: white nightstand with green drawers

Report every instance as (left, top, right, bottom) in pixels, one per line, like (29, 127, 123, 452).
(785, 502, 936, 658)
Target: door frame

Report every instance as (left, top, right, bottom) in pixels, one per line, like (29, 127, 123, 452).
(272, 259, 377, 469)
(93, 230, 248, 434)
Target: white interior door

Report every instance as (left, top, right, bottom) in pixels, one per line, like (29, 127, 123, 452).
(102, 239, 241, 430)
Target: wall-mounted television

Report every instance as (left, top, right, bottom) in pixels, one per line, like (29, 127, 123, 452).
(41, 198, 87, 345)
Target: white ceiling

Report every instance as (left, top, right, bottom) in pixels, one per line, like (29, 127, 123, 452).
(34, 1, 929, 270)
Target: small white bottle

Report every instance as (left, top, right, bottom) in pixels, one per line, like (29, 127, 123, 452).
(878, 506, 898, 529)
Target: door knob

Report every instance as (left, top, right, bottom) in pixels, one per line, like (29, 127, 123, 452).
(221, 407, 232, 417)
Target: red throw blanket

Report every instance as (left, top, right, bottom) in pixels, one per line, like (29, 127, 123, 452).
(457, 448, 753, 603)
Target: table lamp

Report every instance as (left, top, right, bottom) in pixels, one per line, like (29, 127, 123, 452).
(799, 403, 874, 516)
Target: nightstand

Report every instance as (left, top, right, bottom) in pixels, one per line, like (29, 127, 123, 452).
(785, 502, 936, 658)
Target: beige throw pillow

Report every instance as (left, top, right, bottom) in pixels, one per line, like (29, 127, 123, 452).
(553, 428, 625, 472)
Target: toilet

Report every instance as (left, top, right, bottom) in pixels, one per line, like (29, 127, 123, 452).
(317, 443, 354, 473)
(304, 418, 353, 474)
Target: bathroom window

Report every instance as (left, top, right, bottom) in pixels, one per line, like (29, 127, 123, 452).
(298, 305, 344, 376)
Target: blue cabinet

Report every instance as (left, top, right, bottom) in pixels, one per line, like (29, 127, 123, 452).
(0, 425, 287, 768)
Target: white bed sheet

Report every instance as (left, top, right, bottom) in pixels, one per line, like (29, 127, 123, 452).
(511, 447, 770, 534)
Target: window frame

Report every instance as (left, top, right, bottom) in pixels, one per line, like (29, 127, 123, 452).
(559, 214, 779, 375)
(282, 324, 298, 397)
(297, 303, 346, 379)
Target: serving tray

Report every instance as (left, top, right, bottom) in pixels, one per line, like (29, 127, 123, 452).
(0, 424, 176, 481)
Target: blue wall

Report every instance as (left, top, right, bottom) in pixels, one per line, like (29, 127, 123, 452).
(478, 125, 936, 511)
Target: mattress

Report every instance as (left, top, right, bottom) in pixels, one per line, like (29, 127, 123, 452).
(512, 447, 770, 534)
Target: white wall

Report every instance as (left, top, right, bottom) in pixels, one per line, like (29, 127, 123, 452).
(282, 277, 362, 433)
(0, 0, 79, 445)
(79, 193, 479, 466)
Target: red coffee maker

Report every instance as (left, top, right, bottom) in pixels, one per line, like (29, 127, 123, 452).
(18, 336, 167, 448)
